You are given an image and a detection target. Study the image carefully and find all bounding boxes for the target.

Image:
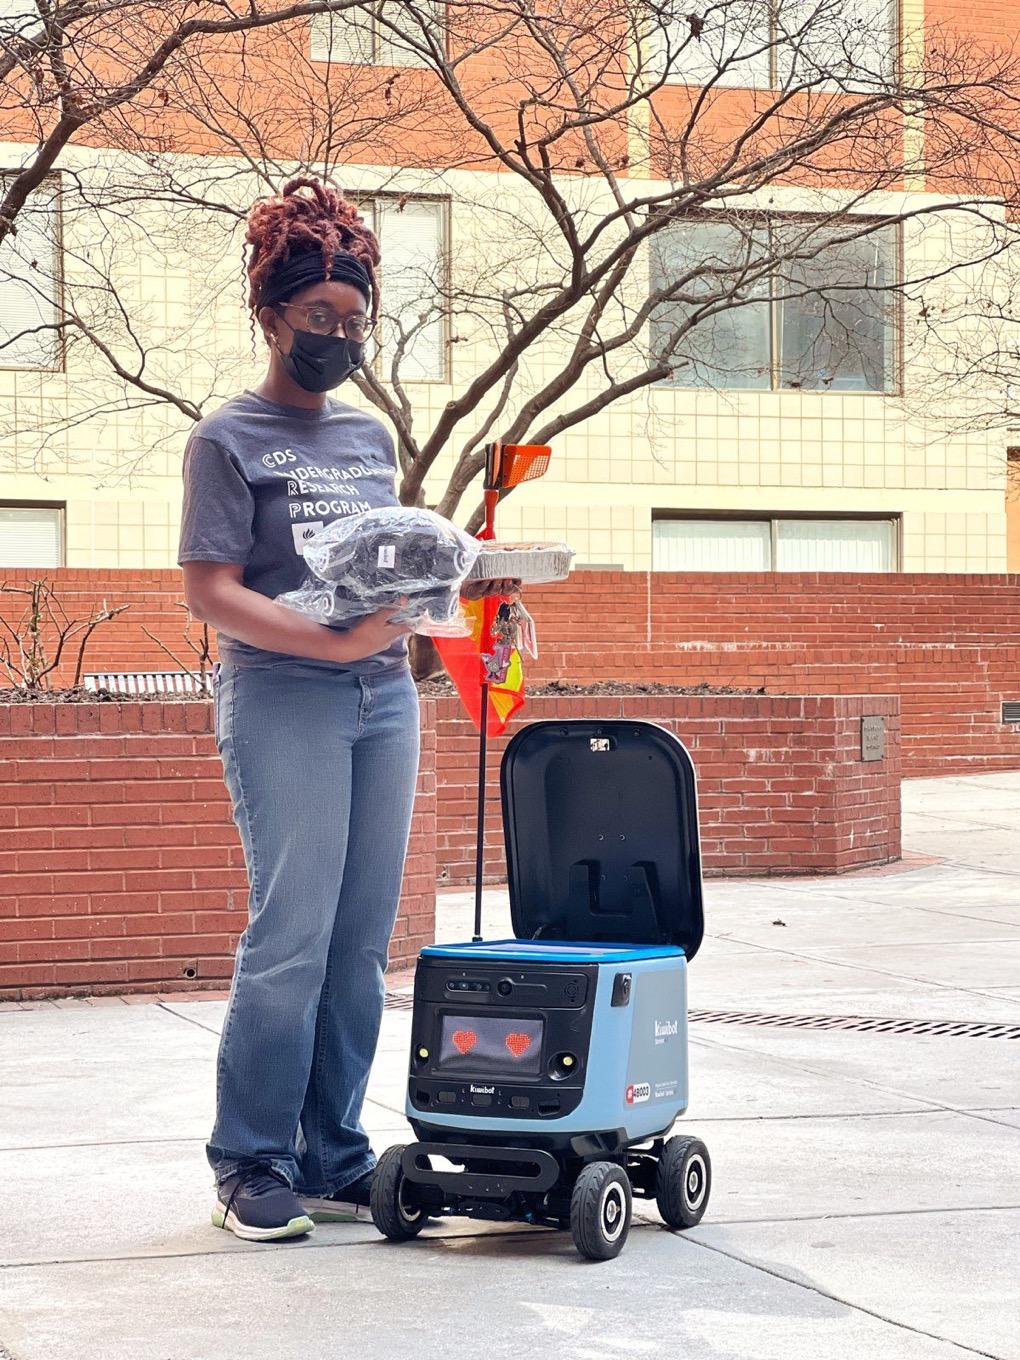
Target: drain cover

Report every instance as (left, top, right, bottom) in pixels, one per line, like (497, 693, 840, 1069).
(384, 991, 415, 1011)
(688, 1009, 1020, 1040)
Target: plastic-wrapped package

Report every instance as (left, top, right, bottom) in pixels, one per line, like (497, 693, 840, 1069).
(277, 507, 482, 637)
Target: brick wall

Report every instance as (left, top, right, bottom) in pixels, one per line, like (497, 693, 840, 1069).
(0, 568, 1015, 774)
(522, 572, 1020, 776)
(0, 698, 437, 1000)
(436, 693, 901, 887)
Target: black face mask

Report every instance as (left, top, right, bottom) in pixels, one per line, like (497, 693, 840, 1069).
(277, 327, 364, 393)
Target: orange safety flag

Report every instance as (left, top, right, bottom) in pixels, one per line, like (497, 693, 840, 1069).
(434, 590, 526, 737)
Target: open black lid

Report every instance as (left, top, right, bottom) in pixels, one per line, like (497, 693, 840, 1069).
(500, 720, 704, 959)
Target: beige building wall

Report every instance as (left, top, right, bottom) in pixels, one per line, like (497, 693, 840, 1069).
(1008, 453, 1020, 571)
(0, 149, 1011, 575)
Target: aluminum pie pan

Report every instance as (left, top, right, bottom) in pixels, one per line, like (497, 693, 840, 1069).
(466, 543, 574, 585)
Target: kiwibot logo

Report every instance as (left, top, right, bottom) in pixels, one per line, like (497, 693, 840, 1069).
(625, 1082, 651, 1105)
(469, 1084, 496, 1095)
(654, 1018, 679, 1044)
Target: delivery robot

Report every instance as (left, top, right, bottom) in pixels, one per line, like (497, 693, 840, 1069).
(370, 719, 710, 1260)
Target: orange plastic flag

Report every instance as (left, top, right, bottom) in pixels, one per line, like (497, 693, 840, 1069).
(434, 591, 525, 737)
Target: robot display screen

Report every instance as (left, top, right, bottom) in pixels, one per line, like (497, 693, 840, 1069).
(438, 1015, 544, 1077)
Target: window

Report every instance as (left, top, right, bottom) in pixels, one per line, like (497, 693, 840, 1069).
(650, 216, 897, 392)
(310, 1, 443, 67)
(361, 197, 447, 382)
(0, 2, 43, 40)
(655, 0, 898, 93)
(0, 174, 61, 370)
(0, 504, 64, 567)
(653, 515, 898, 571)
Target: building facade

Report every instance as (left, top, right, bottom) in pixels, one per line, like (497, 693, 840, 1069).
(1, 0, 1017, 575)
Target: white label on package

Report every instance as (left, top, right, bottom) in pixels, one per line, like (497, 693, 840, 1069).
(377, 544, 396, 568)
(292, 522, 324, 555)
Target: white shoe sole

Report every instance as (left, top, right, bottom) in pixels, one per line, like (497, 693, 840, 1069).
(212, 1203, 315, 1241)
(300, 1197, 367, 1224)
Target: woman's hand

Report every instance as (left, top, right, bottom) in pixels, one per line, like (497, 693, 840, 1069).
(334, 603, 414, 662)
(183, 562, 413, 666)
(461, 578, 521, 600)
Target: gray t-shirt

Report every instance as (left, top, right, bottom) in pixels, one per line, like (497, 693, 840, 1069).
(178, 389, 407, 673)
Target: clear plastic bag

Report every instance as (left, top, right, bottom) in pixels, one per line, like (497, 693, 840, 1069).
(277, 506, 482, 637)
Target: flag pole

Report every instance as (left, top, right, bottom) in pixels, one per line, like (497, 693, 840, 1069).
(472, 681, 489, 942)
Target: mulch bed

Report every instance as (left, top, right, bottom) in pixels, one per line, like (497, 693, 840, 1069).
(0, 687, 200, 704)
(416, 678, 767, 697)
(2, 679, 767, 704)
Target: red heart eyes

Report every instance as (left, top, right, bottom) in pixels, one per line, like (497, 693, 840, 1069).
(505, 1032, 532, 1058)
(452, 1029, 477, 1054)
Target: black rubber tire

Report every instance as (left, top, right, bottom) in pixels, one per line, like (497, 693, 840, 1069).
(655, 1136, 711, 1229)
(570, 1162, 632, 1261)
(370, 1145, 427, 1241)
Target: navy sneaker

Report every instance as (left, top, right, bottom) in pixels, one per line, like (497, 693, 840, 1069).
(212, 1165, 314, 1242)
(301, 1169, 374, 1223)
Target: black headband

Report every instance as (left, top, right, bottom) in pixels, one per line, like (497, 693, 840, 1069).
(257, 248, 373, 311)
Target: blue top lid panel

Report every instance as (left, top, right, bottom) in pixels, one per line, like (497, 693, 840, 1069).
(500, 719, 705, 960)
(421, 939, 686, 964)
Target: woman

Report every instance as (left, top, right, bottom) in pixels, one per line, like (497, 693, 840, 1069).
(179, 178, 508, 1242)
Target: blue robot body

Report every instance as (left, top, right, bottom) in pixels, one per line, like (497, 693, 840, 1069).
(408, 943, 690, 1143)
(378, 719, 712, 1259)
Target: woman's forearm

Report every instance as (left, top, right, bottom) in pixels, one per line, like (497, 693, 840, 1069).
(185, 574, 367, 664)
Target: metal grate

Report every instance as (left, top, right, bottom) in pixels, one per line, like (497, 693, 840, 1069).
(384, 993, 1019, 1039)
(384, 991, 415, 1010)
(84, 670, 213, 696)
(688, 1009, 1020, 1040)
(1002, 701, 1020, 724)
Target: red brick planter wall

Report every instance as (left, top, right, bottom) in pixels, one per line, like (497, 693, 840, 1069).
(4, 568, 1009, 775)
(0, 699, 436, 1000)
(435, 694, 901, 886)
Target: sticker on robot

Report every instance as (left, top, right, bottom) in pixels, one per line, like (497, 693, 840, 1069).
(626, 1082, 651, 1105)
(654, 1080, 679, 1101)
(654, 1017, 679, 1046)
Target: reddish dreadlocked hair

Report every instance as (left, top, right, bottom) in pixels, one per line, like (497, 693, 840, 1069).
(245, 177, 381, 321)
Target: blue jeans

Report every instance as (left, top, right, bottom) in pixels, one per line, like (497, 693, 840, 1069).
(207, 660, 420, 1195)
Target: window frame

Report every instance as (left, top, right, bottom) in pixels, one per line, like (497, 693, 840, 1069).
(651, 509, 902, 572)
(309, 2, 447, 67)
(0, 170, 66, 374)
(357, 191, 452, 385)
(658, 0, 902, 93)
(0, 499, 67, 567)
(650, 211, 904, 396)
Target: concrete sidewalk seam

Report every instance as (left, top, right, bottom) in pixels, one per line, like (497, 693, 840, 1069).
(702, 931, 1020, 1010)
(155, 1003, 220, 1037)
(676, 1203, 1020, 1229)
(683, 1233, 1010, 1360)
(689, 1030, 1020, 1134)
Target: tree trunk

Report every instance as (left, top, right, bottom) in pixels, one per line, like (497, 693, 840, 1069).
(409, 633, 446, 682)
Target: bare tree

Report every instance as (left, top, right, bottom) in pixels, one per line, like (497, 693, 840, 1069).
(2, 0, 1018, 511)
(142, 601, 213, 687)
(0, 578, 128, 687)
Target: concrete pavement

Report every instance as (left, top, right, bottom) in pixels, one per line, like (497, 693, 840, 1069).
(1, 772, 1018, 1359)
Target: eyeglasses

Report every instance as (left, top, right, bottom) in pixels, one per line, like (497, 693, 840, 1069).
(277, 302, 375, 343)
